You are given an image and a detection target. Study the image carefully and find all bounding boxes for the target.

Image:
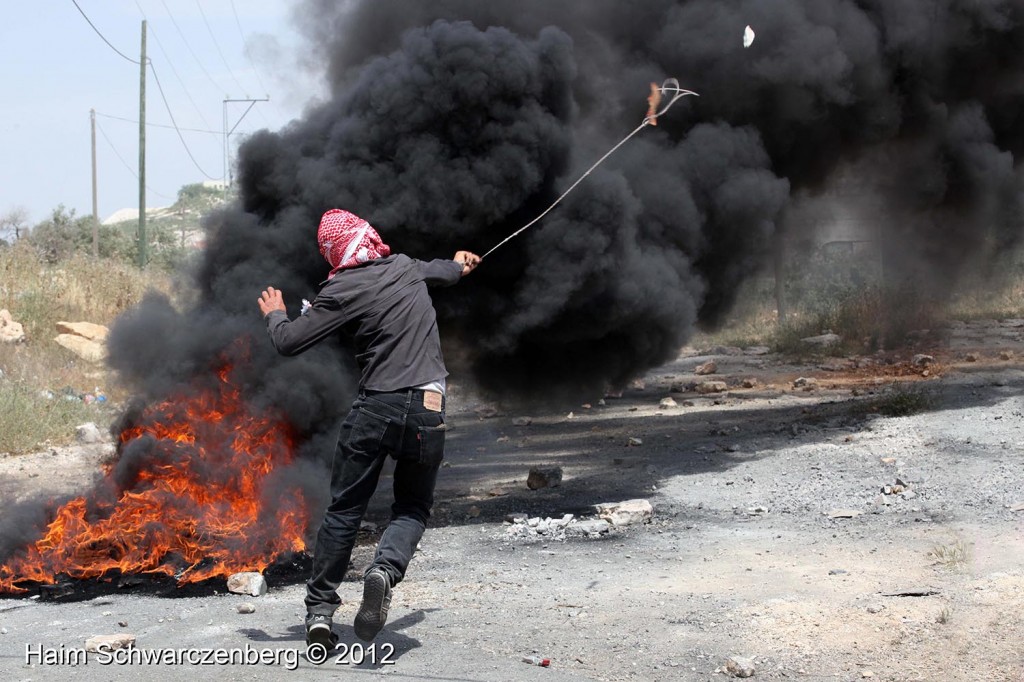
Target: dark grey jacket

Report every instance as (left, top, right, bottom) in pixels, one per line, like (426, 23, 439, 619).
(265, 253, 462, 392)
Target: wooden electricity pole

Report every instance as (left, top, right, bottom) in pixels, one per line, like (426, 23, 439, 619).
(138, 20, 147, 268)
(90, 108, 99, 257)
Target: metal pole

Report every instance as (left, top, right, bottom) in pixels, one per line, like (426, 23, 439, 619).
(90, 108, 99, 257)
(222, 97, 269, 190)
(138, 20, 147, 268)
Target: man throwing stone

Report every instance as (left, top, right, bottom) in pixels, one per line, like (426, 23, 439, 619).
(257, 208, 480, 649)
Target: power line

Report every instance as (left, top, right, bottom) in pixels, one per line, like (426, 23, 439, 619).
(229, 0, 272, 100)
(145, 18, 214, 129)
(159, 0, 226, 95)
(148, 60, 219, 180)
(95, 120, 174, 201)
(71, 0, 140, 65)
(95, 111, 221, 135)
(196, 0, 246, 95)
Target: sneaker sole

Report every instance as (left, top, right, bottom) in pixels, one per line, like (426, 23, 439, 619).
(306, 622, 334, 649)
(354, 572, 390, 641)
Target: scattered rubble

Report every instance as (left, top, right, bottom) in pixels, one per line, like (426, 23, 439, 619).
(226, 572, 267, 597)
(527, 466, 563, 490)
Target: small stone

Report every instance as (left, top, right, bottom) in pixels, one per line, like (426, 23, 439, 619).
(1, 627, 7, 634)
(866, 604, 884, 614)
(527, 466, 563, 490)
(999, 350, 1014, 361)
(965, 352, 980, 362)
(793, 377, 818, 389)
(627, 437, 643, 447)
(696, 381, 728, 394)
(741, 378, 759, 389)
(102, 611, 112, 616)
(226, 572, 268, 597)
(862, 671, 875, 678)
(659, 397, 677, 409)
(744, 346, 770, 356)
(828, 509, 863, 519)
(512, 417, 532, 426)
(725, 655, 756, 678)
(880, 457, 897, 465)
(85, 634, 136, 652)
(912, 354, 934, 367)
(695, 360, 718, 375)
(568, 519, 611, 536)
(631, 379, 646, 390)
(829, 568, 847, 575)
(505, 512, 528, 523)
(1009, 503, 1024, 512)
(800, 332, 841, 347)
(594, 499, 653, 526)
(468, 505, 481, 518)
(236, 603, 256, 614)
(901, 490, 917, 500)
(118, 621, 127, 627)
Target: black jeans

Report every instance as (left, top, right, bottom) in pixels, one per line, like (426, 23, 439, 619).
(305, 389, 446, 617)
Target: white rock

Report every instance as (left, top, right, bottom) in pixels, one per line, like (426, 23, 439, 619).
(793, 377, 818, 389)
(0, 309, 25, 344)
(696, 381, 728, 394)
(726, 655, 756, 678)
(568, 519, 611, 536)
(912, 354, 935, 367)
(743, 25, 756, 48)
(75, 422, 104, 444)
(659, 397, 677, 409)
(85, 634, 136, 652)
(594, 499, 653, 526)
(226, 572, 267, 597)
(801, 333, 841, 347)
(236, 603, 256, 614)
(627, 437, 643, 447)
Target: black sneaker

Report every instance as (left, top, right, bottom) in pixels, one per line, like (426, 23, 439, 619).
(305, 613, 337, 650)
(354, 567, 392, 641)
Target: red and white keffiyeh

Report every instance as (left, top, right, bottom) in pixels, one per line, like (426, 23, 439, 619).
(317, 209, 391, 279)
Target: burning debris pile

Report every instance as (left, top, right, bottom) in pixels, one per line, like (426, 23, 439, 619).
(0, 354, 309, 594)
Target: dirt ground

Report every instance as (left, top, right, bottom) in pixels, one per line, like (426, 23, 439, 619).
(1, 319, 1023, 681)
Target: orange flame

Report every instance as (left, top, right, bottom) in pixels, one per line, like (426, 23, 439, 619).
(0, 358, 308, 594)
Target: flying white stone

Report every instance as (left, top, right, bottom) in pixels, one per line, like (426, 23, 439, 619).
(744, 25, 756, 48)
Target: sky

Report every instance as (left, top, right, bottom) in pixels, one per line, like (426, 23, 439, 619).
(0, 0, 321, 228)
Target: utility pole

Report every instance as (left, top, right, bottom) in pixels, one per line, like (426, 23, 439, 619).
(90, 109, 99, 257)
(138, 20, 147, 268)
(222, 96, 269, 189)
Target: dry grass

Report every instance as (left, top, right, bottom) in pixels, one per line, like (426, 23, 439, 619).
(929, 539, 972, 570)
(0, 242, 175, 454)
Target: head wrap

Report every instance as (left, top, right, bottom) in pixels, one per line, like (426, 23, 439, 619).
(317, 209, 391, 279)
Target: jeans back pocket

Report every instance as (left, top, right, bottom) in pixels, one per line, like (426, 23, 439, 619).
(416, 424, 446, 467)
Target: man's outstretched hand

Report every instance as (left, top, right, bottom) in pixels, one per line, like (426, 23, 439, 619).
(454, 251, 481, 277)
(258, 287, 286, 317)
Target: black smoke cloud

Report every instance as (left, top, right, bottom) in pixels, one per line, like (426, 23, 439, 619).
(110, 0, 1024, 420)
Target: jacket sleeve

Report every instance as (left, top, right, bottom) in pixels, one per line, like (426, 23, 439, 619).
(415, 258, 463, 287)
(264, 294, 348, 356)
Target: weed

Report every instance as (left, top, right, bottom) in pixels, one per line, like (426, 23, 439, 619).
(936, 606, 953, 624)
(871, 382, 934, 417)
(929, 539, 972, 569)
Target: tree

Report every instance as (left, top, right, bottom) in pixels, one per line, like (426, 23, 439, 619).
(0, 207, 29, 244)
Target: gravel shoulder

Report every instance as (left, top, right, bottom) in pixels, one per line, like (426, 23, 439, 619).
(2, 321, 1023, 681)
